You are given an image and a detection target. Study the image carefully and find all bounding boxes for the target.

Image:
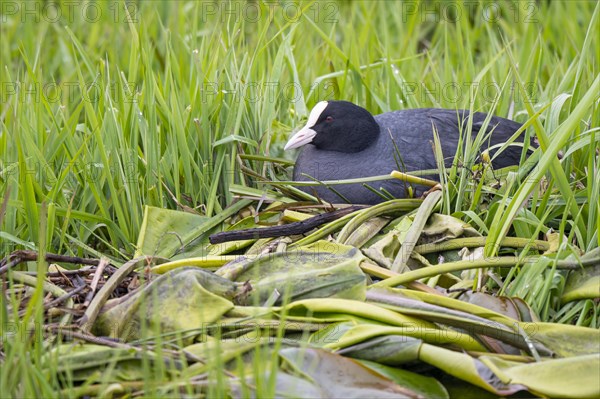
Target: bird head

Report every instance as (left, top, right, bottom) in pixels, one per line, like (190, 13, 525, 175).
(284, 101, 380, 153)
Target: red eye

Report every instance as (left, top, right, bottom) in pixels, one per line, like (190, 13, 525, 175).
(325, 116, 334, 122)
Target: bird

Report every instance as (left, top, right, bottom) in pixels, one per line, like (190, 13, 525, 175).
(284, 100, 529, 204)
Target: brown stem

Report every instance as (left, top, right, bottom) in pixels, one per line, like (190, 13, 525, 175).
(208, 205, 366, 244)
(0, 250, 101, 275)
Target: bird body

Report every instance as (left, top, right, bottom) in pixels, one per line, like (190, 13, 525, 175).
(285, 101, 526, 204)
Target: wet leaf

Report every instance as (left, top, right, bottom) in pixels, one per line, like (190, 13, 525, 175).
(366, 288, 549, 354)
(279, 347, 421, 398)
(328, 323, 487, 352)
(419, 344, 528, 396)
(480, 354, 600, 398)
(464, 292, 523, 321)
(521, 322, 600, 357)
(135, 200, 252, 259)
(44, 344, 162, 382)
(217, 241, 368, 305)
(358, 359, 449, 399)
(335, 335, 423, 365)
(343, 216, 389, 248)
(283, 298, 436, 330)
(418, 213, 481, 245)
(93, 268, 237, 341)
(231, 371, 324, 399)
(562, 264, 600, 303)
(135, 206, 210, 258)
(363, 216, 412, 269)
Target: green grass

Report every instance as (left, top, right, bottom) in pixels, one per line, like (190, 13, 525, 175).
(1, 0, 599, 397)
(1, 1, 598, 257)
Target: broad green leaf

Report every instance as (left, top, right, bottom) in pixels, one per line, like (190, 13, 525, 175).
(282, 298, 436, 331)
(43, 344, 160, 382)
(136, 199, 252, 259)
(359, 359, 449, 399)
(329, 323, 487, 352)
(211, 134, 259, 149)
(135, 205, 209, 258)
(480, 354, 600, 398)
(419, 344, 527, 396)
(520, 322, 600, 357)
(366, 288, 546, 354)
(334, 335, 422, 365)
(216, 241, 367, 305)
(93, 268, 238, 342)
(279, 347, 420, 398)
(562, 264, 600, 303)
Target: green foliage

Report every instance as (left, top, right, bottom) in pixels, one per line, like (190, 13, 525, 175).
(1, 1, 597, 260)
(1, 1, 598, 397)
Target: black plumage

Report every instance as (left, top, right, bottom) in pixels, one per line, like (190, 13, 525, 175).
(285, 101, 529, 204)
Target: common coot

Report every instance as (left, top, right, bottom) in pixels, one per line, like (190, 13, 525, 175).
(285, 101, 527, 204)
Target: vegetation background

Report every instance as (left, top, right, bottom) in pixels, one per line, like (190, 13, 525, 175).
(0, 0, 598, 397)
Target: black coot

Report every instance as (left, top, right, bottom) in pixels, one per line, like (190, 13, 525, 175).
(285, 101, 526, 204)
